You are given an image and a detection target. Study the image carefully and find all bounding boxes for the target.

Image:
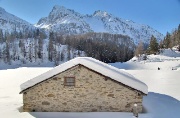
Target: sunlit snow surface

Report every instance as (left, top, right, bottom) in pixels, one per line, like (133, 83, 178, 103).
(0, 54, 180, 118)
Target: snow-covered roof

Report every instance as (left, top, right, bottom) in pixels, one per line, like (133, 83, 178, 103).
(20, 57, 148, 94)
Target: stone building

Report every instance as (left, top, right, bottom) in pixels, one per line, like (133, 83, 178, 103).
(20, 57, 148, 112)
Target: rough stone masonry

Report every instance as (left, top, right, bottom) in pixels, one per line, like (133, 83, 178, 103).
(22, 65, 144, 112)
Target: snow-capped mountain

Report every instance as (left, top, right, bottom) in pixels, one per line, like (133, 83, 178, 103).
(35, 6, 92, 34)
(35, 5, 164, 44)
(0, 7, 35, 33)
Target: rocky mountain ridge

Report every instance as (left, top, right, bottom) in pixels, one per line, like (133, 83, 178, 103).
(0, 7, 35, 33)
(35, 5, 164, 44)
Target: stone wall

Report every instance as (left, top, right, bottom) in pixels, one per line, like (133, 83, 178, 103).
(23, 65, 144, 112)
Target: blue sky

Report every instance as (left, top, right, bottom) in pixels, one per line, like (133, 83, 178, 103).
(0, 0, 180, 35)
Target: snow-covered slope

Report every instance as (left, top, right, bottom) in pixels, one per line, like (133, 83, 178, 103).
(110, 50, 180, 70)
(160, 49, 180, 57)
(35, 5, 164, 44)
(0, 7, 35, 32)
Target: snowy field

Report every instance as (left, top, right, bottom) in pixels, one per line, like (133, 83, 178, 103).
(0, 55, 180, 118)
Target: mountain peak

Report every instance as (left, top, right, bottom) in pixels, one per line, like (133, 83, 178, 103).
(50, 5, 69, 15)
(0, 7, 35, 33)
(52, 5, 67, 11)
(0, 7, 6, 14)
(0, 7, 5, 11)
(93, 10, 110, 17)
(49, 5, 80, 17)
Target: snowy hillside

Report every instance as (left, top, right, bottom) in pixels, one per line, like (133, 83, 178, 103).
(0, 38, 85, 69)
(35, 5, 164, 44)
(0, 7, 35, 33)
(111, 49, 180, 70)
(159, 48, 180, 57)
(0, 55, 180, 118)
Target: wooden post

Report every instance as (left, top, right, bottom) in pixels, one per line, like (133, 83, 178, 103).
(133, 103, 138, 117)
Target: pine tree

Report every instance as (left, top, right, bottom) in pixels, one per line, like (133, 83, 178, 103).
(21, 40, 26, 59)
(159, 40, 163, 49)
(178, 24, 180, 31)
(67, 45, 71, 61)
(36, 29, 40, 38)
(54, 51, 60, 66)
(29, 42, 32, 62)
(177, 25, 180, 51)
(53, 46, 57, 61)
(12, 42, 17, 61)
(34, 39, 37, 61)
(38, 38, 43, 59)
(2, 45, 6, 62)
(19, 31, 23, 39)
(60, 51, 65, 62)
(148, 35, 159, 54)
(48, 32, 54, 61)
(0, 49, 2, 60)
(5, 41, 10, 64)
(0, 29, 3, 43)
(163, 32, 171, 48)
(3, 32, 11, 64)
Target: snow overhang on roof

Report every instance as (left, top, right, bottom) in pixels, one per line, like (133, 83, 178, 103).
(20, 57, 148, 94)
